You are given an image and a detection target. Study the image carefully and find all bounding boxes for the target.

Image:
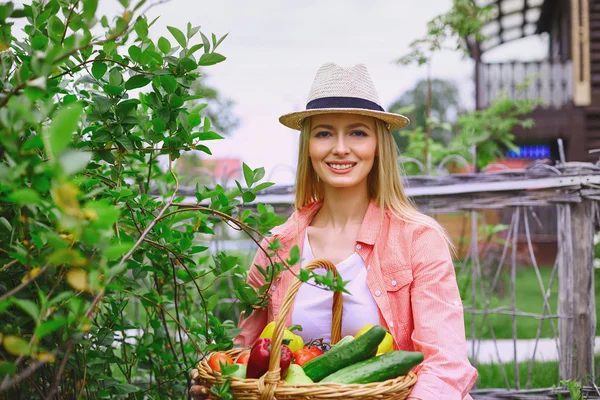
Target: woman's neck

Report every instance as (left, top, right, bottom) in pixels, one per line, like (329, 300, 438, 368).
(312, 184, 370, 231)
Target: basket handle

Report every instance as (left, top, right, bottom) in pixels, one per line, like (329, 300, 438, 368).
(266, 259, 342, 379)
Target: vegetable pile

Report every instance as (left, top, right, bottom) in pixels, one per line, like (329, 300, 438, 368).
(207, 324, 423, 385)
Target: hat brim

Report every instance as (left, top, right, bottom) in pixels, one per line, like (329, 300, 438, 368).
(279, 108, 410, 131)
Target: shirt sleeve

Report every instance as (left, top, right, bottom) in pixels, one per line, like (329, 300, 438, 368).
(407, 225, 478, 400)
(233, 238, 271, 347)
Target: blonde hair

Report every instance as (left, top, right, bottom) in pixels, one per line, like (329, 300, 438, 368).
(294, 116, 455, 252)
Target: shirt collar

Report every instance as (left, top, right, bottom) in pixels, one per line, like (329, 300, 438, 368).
(272, 199, 381, 246)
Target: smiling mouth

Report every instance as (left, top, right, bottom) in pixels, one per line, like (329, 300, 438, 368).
(326, 162, 357, 170)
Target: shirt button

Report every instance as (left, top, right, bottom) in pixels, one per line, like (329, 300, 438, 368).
(375, 290, 381, 297)
(355, 244, 362, 250)
(271, 285, 276, 291)
(389, 321, 394, 327)
(391, 280, 397, 287)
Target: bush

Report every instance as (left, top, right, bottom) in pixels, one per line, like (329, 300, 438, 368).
(0, 1, 314, 398)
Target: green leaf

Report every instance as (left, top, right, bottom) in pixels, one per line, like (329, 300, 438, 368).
(0, 217, 12, 232)
(31, 35, 48, 50)
(112, 383, 141, 394)
(242, 163, 253, 188)
(125, 74, 151, 90)
(187, 113, 201, 127)
(170, 94, 183, 108)
(242, 191, 256, 202)
(44, 103, 83, 159)
(0, 361, 17, 377)
(160, 75, 177, 94)
(167, 26, 186, 48)
(59, 150, 91, 176)
(128, 45, 141, 61)
(152, 118, 166, 133)
(253, 182, 274, 193)
(35, 318, 67, 339)
(134, 17, 148, 38)
(187, 43, 204, 55)
(288, 245, 300, 265)
(206, 294, 219, 311)
(3, 336, 31, 356)
(157, 36, 171, 54)
(200, 31, 210, 53)
(92, 61, 108, 81)
(215, 32, 229, 50)
(198, 53, 226, 66)
(82, 0, 98, 23)
(7, 188, 41, 205)
(192, 131, 222, 141)
(253, 167, 265, 182)
(104, 84, 124, 96)
(105, 241, 133, 260)
(12, 298, 39, 321)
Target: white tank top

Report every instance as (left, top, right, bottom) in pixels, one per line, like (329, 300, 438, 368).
(291, 231, 381, 343)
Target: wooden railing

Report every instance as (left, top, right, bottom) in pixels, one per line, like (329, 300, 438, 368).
(477, 60, 573, 109)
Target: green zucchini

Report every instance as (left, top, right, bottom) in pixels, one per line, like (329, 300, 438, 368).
(302, 325, 386, 382)
(320, 350, 424, 384)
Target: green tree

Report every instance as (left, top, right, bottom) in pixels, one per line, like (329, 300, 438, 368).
(389, 78, 462, 151)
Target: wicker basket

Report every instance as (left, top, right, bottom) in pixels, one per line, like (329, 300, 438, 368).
(196, 259, 417, 399)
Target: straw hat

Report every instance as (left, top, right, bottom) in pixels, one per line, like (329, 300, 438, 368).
(279, 62, 410, 131)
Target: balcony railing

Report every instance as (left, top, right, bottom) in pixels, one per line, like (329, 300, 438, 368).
(477, 60, 573, 109)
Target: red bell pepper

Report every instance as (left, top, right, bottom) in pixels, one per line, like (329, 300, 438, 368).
(246, 338, 293, 379)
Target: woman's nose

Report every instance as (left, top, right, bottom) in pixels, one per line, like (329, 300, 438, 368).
(332, 135, 350, 155)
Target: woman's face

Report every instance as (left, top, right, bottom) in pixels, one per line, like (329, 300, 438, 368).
(308, 113, 378, 190)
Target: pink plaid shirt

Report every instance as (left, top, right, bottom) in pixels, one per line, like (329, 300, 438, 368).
(234, 200, 478, 399)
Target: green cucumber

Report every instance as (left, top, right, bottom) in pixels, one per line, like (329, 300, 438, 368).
(320, 350, 424, 384)
(302, 325, 386, 382)
(330, 335, 354, 350)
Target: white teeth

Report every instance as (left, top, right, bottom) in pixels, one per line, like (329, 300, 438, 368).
(327, 163, 355, 170)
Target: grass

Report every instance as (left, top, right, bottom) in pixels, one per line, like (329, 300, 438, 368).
(462, 265, 600, 339)
(474, 355, 600, 389)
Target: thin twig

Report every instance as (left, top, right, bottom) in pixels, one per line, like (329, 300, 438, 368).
(60, 1, 78, 45)
(0, 264, 49, 302)
(153, 274, 181, 364)
(50, 58, 151, 80)
(44, 339, 76, 400)
(170, 258, 191, 368)
(0, 258, 18, 272)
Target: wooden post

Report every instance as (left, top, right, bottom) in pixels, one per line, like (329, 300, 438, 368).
(558, 199, 596, 382)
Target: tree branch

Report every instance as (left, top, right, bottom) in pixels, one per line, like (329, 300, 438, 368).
(60, 1, 79, 45)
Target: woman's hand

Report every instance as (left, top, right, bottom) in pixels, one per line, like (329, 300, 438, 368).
(190, 369, 213, 400)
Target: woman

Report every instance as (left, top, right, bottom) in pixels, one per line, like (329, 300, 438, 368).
(191, 63, 477, 399)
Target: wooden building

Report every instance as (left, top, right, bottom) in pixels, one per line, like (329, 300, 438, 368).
(468, 0, 600, 163)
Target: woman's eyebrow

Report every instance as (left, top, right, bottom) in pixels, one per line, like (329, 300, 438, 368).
(347, 123, 371, 130)
(311, 124, 334, 131)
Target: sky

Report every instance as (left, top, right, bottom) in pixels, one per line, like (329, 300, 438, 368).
(136, 0, 547, 185)
(14, 0, 549, 185)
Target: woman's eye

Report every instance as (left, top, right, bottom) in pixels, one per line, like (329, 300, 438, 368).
(315, 131, 331, 138)
(351, 130, 368, 137)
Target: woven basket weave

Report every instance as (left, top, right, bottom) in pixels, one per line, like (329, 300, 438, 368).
(196, 259, 417, 399)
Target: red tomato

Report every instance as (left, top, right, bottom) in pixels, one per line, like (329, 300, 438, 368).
(292, 346, 324, 366)
(235, 351, 250, 365)
(209, 352, 233, 372)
